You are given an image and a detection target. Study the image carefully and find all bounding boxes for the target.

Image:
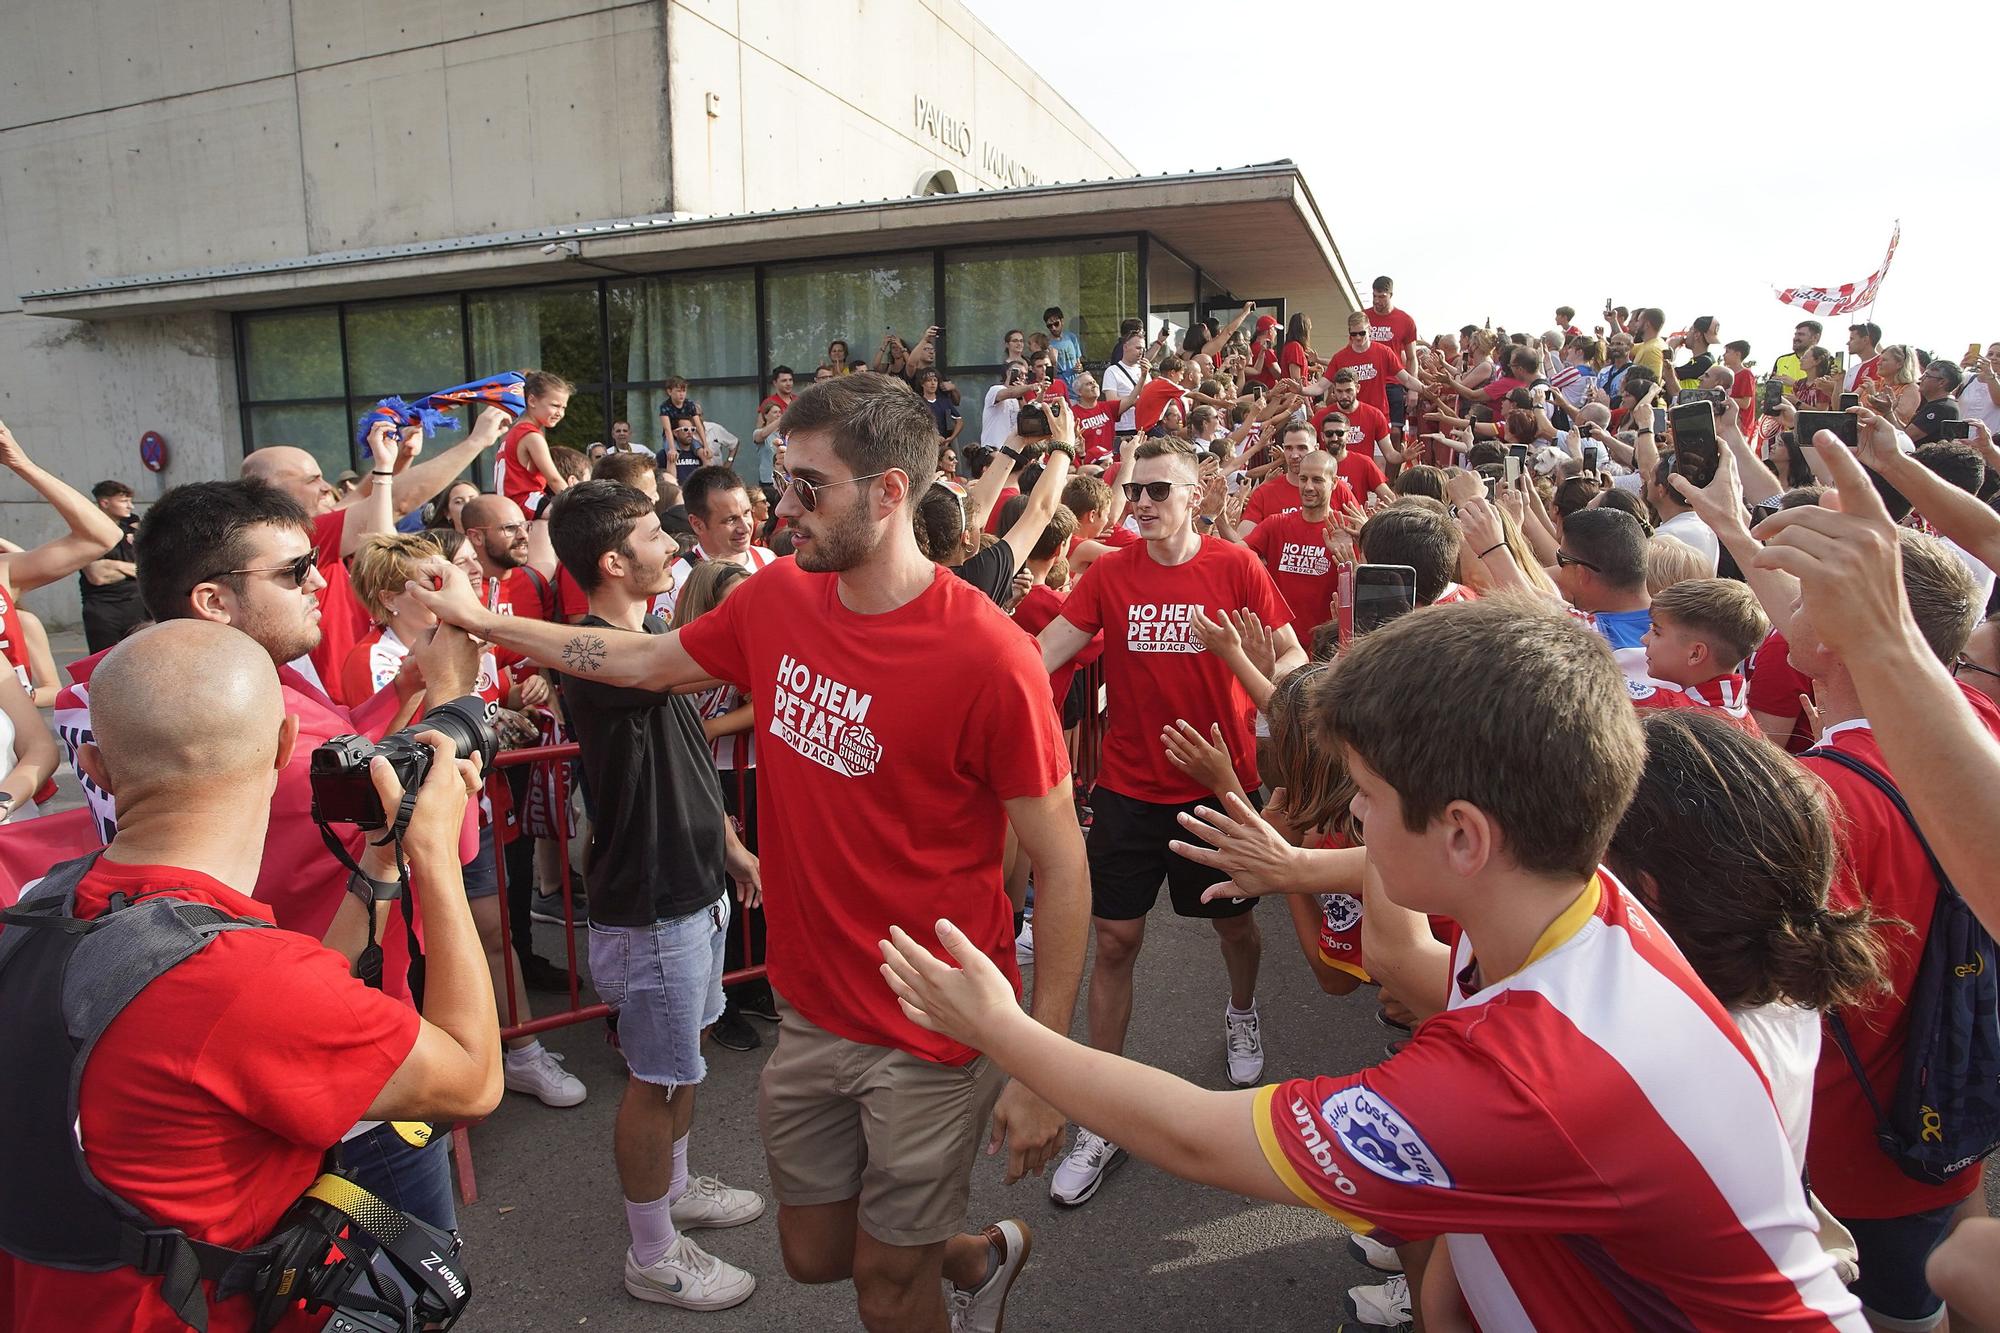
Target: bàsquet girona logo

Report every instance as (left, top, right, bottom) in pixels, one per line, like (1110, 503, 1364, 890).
(771, 654, 883, 776)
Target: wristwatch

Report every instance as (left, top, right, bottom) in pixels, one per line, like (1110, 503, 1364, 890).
(998, 446, 1022, 460)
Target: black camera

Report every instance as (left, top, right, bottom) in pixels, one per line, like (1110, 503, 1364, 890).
(1016, 400, 1053, 439)
(310, 696, 499, 830)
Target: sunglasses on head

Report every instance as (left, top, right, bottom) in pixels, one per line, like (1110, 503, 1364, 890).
(1122, 481, 1192, 503)
(786, 470, 891, 512)
(208, 549, 318, 589)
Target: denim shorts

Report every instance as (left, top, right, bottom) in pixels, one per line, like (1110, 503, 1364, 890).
(1843, 1203, 1959, 1329)
(338, 1121, 458, 1234)
(588, 896, 729, 1089)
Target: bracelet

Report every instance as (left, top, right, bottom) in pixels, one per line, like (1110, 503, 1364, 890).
(371, 469, 396, 477)
(1478, 541, 1507, 558)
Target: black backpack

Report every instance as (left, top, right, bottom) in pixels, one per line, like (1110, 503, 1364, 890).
(1810, 746, 2000, 1184)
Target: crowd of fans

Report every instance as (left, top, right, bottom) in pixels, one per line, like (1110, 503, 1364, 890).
(2, 277, 2000, 1333)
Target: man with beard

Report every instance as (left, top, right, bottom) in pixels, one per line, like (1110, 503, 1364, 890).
(548, 481, 767, 1310)
(51, 477, 479, 1235)
(406, 375, 1089, 1333)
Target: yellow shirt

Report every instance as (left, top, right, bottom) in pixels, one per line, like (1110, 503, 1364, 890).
(1633, 338, 1668, 379)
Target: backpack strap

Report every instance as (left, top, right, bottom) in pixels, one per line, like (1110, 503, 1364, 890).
(1804, 743, 1960, 1148)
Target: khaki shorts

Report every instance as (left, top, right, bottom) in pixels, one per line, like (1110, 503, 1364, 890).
(758, 996, 1006, 1247)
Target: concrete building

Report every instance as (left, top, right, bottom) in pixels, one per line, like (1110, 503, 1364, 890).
(1, 0, 1358, 625)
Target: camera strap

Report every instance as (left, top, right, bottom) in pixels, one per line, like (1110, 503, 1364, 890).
(316, 788, 419, 993)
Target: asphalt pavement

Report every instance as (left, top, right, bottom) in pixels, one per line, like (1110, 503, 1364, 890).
(456, 905, 1389, 1331)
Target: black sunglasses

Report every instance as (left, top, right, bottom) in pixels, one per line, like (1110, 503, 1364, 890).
(1122, 481, 1194, 503)
(1954, 656, 2000, 683)
(208, 549, 318, 589)
(1554, 549, 1600, 572)
(786, 470, 890, 513)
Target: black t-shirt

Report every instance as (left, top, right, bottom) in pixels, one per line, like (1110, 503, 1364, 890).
(557, 614, 728, 926)
(951, 540, 1016, 605)
(79, 514, 140, 604)
(1909, 395, 1962, 444)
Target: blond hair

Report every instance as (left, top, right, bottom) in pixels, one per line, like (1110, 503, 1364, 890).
(1645, 535, 1710, 595)
(349, 533, 445, 621)
(1649, 577, 1770, 667)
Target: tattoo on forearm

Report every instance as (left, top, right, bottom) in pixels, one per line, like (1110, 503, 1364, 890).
(561, 635, 608, 674)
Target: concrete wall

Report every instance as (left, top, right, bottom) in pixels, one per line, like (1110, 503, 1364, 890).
(666, 0, 1131, 217)
(0, 0, 1132, 625)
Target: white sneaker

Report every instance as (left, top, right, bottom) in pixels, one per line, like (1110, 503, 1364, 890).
(1347, 1232, 1404, 1273)
(1048, 1128, 1125, 1207)
(1014, 919, 1035, 967)
(670, 1176, 766, 1230)
(624, 1233, 754, 1310)
(947, 1218, 1032, 1333)
(1343, 1274, 1411, 1327)
(504, 1045, 587, 1107)
(1224, 1005, 1264, 1086)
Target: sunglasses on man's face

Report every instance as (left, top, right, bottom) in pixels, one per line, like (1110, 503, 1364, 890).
(208, 549, 319, 589)
(1554, 549, 1600, 572)
(1122, 481, 1193, 503)
(786, 470, 891, 513)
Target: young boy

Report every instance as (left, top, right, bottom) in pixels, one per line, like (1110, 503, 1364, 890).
(1632, 577, 1769, 733)
(882, 598, 1864, 1331)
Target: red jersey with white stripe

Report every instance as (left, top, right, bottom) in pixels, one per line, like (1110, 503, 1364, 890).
(1257, 872, 1864, 1331)
(1307, 829, 1368, 981)
(495, 417, 550, 517)
(656, 545, 778, 622)
(1626, 672, 1762, 735)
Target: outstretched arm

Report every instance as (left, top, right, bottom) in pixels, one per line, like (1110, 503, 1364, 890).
(406, 559, 709, 690)
(0, 420, 125, 594)
(390, 407, 511, 520)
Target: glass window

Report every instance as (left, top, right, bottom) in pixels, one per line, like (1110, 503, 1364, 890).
(467, 284, 604, 390)
(764, 257, 934, 379)
(241, 309, 342, 401)
(944, 240, 1137, 370)
(245, 403, 351, 481)
(345, 297, 466, 399)
(621, 382, 761, 459)
(1148, 243, 1196, 352)
(545, 388, 607, 456)
(608, 273, 756, 385)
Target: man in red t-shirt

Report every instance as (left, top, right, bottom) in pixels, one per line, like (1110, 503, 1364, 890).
(54, 478, 487, 1230)
(1366, 276, 1419, 428)
(1321, 311, 1422, 420)
(1038, 435, 1307, 1206)
(1243, 450, 1350, 638)
(1316, 410, 1393, 504)
(411, 375, 1088, 1331)
(757, 365, 797, 418)
(1240, 422, 1355, 540)
(0, 619, 501, 1333)
(1069, 371, 1119, 466)
(1794, 531, 1993, 1330)
(1312, 369, 1393, 460)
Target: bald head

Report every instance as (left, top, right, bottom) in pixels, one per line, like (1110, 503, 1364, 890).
(459, 494, 529, 574)
(459, 494, 522, 531)
(90, 622, 287, 799)
(242, 446, 335, 514)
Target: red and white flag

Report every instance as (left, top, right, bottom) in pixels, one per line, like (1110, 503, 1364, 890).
(1775, 223, 1900, 317)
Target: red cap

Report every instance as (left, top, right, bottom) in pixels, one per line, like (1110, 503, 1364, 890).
(1255, 314, 1279, 333)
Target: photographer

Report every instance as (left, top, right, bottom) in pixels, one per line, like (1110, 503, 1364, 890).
(53, 479, 478, 1230)
(0, 620, 500, 1332)
(916, 402, 1077, 605)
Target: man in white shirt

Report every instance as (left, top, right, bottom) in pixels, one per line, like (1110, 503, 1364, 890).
(1956, 345, 2000, 433)
(658, 465, 776, 619)
(1645, 458, 1720, 574)
(982, 360, 1033, 447)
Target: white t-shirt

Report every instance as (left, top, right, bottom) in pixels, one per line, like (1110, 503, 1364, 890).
(1655, 510, 1720, 574)
(1959, 377, 2000, 434)
(1937, 532, 1996, 609)
(1730, 1001, 1821, 1174)
(1102, 360, 1144, 433)
(982, 384, 1021, 448)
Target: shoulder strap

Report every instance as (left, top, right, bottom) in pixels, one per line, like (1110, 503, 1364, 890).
(519, 565, 557, 620)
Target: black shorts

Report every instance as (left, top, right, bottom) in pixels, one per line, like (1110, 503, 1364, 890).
(1087, 785, 1258, 921)
(1385, 382, 1408, 427)
(1060, 672, 1091, 730)
(1843, 1203, 1957, 1327)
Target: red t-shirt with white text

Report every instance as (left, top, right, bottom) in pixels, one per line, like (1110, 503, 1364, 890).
(0, 860, 417, 1333)
(1245, 510, 1344, 635)
(1057, 538, 1290, 802)
(1336, 450, 1388, 498)
(1627, 673, 1760, 735)
(1326, 342, 1406, 417)
(677, 559, 1069, 1063)
(1073, 400, 1118, 463)
(1243, 475, 1303, 525)
(1366, 308, 1419, 360)
(1313, 401, 1392, 456)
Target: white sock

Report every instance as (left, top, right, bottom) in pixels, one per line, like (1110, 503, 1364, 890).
(667, 1132, 690, 1204)
(624, 1192, 677, 1268)
(1227, 1000, 1257, 1017)
(504, 1040, 542, 1064)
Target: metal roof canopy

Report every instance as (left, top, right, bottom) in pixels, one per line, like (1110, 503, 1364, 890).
(18, 162, 1360, 323)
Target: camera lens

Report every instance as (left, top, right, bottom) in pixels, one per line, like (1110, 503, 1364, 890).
(415, 695, 499, 773)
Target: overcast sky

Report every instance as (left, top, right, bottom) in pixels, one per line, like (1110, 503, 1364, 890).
(968, 0, 1996, 368)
